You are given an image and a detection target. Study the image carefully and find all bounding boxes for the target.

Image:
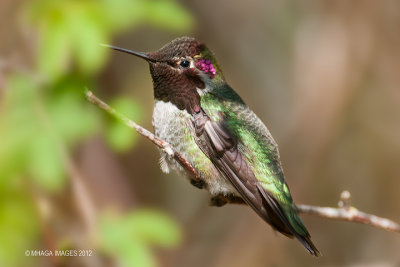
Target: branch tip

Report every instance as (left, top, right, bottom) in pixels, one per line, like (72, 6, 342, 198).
(338, 190, 351, 209)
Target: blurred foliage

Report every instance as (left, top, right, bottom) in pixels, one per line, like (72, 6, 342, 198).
(1, 0, 193, 266)
(100, 210, 182, 267)
(0, 178, 38, 266)
(2, 74, 99, 192)
(26, 0, 193, 80)
(106, 97, 144, 152)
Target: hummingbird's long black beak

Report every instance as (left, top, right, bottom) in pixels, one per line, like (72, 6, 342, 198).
(101, 44, 156, 62)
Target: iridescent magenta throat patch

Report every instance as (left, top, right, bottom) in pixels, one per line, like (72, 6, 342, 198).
(196, 59, 216, 79)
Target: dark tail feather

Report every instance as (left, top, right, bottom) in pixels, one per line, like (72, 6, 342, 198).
(292, 232, 320, 256)
(256, 185, 320, 256)
(286, 209, 320, 256)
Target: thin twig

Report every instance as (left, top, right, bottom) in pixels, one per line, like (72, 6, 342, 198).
(297, 191, 400, 233)
(85, 90, 400, 234)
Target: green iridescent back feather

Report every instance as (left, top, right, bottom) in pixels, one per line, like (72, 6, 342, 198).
(200, 84, 310, 237)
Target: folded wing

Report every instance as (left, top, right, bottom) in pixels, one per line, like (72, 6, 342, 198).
(191, 110, 319, 256)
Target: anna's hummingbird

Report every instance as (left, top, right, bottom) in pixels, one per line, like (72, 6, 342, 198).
(106, 37, 319, 256)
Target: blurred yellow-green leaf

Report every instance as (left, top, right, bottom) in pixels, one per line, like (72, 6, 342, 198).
(36, 9, 71, 81)
(129, 210, 182, 247)
(48, 88, 99, 146)
(105, 97, 144, 152)
(100, 210, 181, 267)
(0, 191, 38, 266)
(0, 75, 37, 182)
(29, 133, 66, 191)
(145, 0, 194, 31)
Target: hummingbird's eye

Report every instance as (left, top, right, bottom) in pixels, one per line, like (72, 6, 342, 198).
(180, 60, 190, 68)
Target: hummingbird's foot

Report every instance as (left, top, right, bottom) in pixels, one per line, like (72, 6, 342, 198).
(190, 178, 205, 189)
(210, 194, 246, 207)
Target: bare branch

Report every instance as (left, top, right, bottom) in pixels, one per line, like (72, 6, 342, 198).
(85, 90, 400, 234)
(297, 191, 400, 233)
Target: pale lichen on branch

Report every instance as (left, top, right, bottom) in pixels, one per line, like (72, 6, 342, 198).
(85, 89, 400, 234)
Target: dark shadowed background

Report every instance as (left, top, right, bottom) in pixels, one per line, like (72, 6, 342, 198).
(1, 0, 399, 266)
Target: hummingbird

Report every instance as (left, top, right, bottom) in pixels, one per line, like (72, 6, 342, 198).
(105, 37, 319, 256)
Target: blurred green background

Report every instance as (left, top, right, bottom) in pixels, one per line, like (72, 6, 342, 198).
(1, 0, 399, 266)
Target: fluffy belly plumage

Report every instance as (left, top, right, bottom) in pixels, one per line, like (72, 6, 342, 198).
(152, 100, 237, 196)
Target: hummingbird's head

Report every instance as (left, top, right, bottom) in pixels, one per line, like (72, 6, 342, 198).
(147, 36, 224, 82)
(105, 37, 224, 113)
